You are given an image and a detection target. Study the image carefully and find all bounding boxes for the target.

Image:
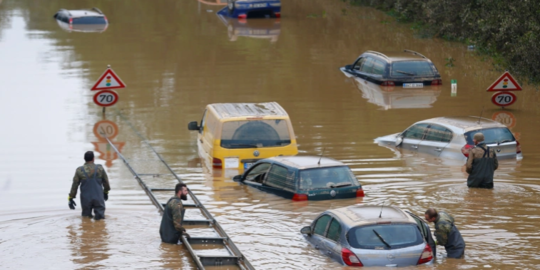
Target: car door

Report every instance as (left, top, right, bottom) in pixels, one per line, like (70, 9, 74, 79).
(418, 124, 453, 157)
(320, 217, 343, 263)
(243, 162, 271, 185)
(263, 164, 295, 198)
(351, 57, 366, 78)
(310, 215, 332, 253)
(406, 211, 436, 255)
(400, 123, 429, 152)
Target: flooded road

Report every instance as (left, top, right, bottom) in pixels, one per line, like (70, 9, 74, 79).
(1, 0, 540, 269)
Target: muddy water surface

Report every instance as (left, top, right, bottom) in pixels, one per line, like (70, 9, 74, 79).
(1, 0, 540, 269)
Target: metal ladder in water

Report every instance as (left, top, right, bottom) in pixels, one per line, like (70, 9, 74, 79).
(102, 114, 255, 270)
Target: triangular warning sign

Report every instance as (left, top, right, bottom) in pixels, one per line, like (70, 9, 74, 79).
(486, 71, 522, 91)
(91, 67, 126, 91)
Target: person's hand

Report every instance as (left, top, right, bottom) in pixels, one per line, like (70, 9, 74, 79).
(68, 196, 76, 210)
(182, 231, 191, 240)
(104, 192, 109, 201)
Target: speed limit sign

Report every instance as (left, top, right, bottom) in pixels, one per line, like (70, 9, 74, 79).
(93, 90, 119, 107)
(491, 92, 517, 107)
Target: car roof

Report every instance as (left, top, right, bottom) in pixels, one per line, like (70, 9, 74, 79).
(417, 116, 505, 132)
(328, 205, 416, 226)
(363, 50, 429, 62)
(58, 9, 104, 18)
(266, 156, 345, 169)
(209, 102, 288, 119)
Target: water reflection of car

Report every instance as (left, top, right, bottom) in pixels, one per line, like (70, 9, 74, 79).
(341, 69, 441, 110)
(217, 14, 280, 42)
(217, 0, 281, 19)
(300, 205, 435, 267)
(341, 50, 442, 88)
(375, 116, 523, 161)
(232, 156, 364, 201)
(53, 8, 108, 33)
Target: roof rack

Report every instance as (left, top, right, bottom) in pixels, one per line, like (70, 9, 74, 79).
(403, 49, 427, 59)
(91, 7, 104, 14)
(365, 50, 390, 60)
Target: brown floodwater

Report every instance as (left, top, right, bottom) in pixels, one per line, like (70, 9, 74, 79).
(1, 0, 540, 269)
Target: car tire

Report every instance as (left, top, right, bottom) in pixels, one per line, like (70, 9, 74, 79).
(227, 0, 235, 14)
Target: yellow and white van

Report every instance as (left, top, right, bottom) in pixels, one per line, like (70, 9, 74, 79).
(188, 102, 298, 171)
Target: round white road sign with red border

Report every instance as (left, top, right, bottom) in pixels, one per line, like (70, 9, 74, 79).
(93, 90, 119, 107)
(491, 92, 517, 107)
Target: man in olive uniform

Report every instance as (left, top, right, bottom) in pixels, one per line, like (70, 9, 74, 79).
(425, 208, 465, 258)
(160, 183, 190, 244)
(68, 151, 111, 220)
(466, 132, 498, 188)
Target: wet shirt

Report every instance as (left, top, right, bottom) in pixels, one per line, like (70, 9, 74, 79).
(167, 196, 185, 232)
(160, 196, 185, 244)
(434, 211, 466, 258)
(69, 162, 111, 198)
(466, 143, 498, 174)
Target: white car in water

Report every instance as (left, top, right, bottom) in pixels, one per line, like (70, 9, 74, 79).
(375, 116, 522, 161)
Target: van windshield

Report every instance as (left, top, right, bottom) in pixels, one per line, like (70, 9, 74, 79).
(348, 223, 423, 250)
(220, 120, 291, 149)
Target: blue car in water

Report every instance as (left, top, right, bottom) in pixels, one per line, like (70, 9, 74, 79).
(233, 156, 364, 201)
(217, 0, 281, 19)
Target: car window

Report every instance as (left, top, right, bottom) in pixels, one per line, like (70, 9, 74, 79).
(348, 223, 423, 250)
(360, 58, 375, 73)
(199, 110, 207, 134)
(327, 218, 342, 242)
(352, 58, 365, 71)
(265, 164, 295, 191)
(391, 61, 435, 77)
(220, 120, 292, 149)
(424, 124, 453, 142)
(245, 163, 271, 181)
(299, 166, 359, 190)
(402, 123, 429, 140)
(372, 59, 386, 75)
(465, 127, 515, 145)
(313, 215, 331, 236)
(72, 16, 107, 24)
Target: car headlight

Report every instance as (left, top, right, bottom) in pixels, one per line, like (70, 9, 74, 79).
(269, 2, 281, 7)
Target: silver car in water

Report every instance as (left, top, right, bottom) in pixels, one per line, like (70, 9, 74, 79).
(375, 116, 523, 161)
(301, 205, 435, 267)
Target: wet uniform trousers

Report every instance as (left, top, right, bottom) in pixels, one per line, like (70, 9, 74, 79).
(160, 196, 185, 244)
(69, 163, 111, 219)
(466, 143, 498, 188)
(434, 211, 466, 258)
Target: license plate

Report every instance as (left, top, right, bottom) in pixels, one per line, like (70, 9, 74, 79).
(403, 83, 424, 88)
(244, 162, 253, 169)
(224, 157, 239, 169)
(253, 3, 267, 8)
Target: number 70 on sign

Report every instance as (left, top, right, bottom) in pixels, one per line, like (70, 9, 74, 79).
(93, 90, 119, 107)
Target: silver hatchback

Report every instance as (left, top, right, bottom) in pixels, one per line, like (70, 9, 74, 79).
(301, 205, 434, 267)
(375, 116, 522, 161)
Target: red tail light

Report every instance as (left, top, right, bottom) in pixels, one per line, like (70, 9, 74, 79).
(341, 248, 363, 266)
(275, 12, 281, 18)
(381, 81, 395, 86)
(461, 144, 474, 157)
(356, 188, 365, 197)
(417, 244, 433, 265)
(69, 18, 73, 24)
(516, 140, 522, 154)
(238, 14, 247, 19)
(104, 16, 108, 23)
(431, 79, 442, 85)
(212, 157, 222, 168)
(292, 193, 308, 201)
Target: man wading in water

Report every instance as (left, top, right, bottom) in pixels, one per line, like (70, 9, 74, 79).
(160, 183, 190, 244)
(68, 151, 111, 220)
(466, 132, 498, 188)
(425, 208, 465, 258)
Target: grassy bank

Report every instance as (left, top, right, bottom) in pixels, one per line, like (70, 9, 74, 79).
(345, 0, 540, 85)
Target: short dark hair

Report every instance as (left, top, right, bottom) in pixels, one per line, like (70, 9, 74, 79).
(425, 208, 438, 219)
(84, 151, 94, 162)
(175, 183, 187, 194)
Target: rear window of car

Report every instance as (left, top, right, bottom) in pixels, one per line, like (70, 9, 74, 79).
(72, 16, 107, 24)
(465, 127, 515, 145)
(348, 223, 423, 250)
(299, 166, 359, 190)
(220, 120, 292, 149)
(390, 61, 435, 77)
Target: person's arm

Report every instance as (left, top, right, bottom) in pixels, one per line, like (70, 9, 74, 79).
(171, 200, 185, 232)
(100, 165, 111, 193)
(465, 151, 474, 174)
(434, 222, 451, 246)
(69, 169, 81, 199)
(493, 151, 499, 170)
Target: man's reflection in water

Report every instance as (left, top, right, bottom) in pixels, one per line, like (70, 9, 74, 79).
(67, 218, 109, 267)
(159, 242, 192, 268)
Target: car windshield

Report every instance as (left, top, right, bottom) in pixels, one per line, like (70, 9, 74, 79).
(348, 223, 423, 250)
(299, 166, 359, 190)
(465, 127, 515, 145)
(72, 16, 107, 24)
(391, 61, 435, 77)
(220, 119, 291, 149)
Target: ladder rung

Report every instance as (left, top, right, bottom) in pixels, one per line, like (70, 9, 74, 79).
(188, 237, 226, 244)
(183, 219, 212, 225)
(198, 255, 239, 266)
(139, 173, 174, 176)
(150, 188, 175, 191)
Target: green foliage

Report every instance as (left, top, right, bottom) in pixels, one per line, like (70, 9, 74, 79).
(445, 57, 455, 68)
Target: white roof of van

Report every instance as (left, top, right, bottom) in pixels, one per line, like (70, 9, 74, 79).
(210, 102, 288, 119)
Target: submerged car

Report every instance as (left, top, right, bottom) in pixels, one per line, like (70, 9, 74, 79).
(217, 0, 281, 19)
(217, 13, 281, 42)
(341, 50, 442, 88)
(53, 8, 108, 33)
(375, 116, 522, 160)
(233, 156, 364, 200)
(301, 205, 435, 267)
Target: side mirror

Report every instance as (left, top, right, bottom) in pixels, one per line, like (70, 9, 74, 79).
(395, 133, 403, 147)
(300, 226, 312, 235)
(232, 175, 243, 182)
(188, 121, 200, 131)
